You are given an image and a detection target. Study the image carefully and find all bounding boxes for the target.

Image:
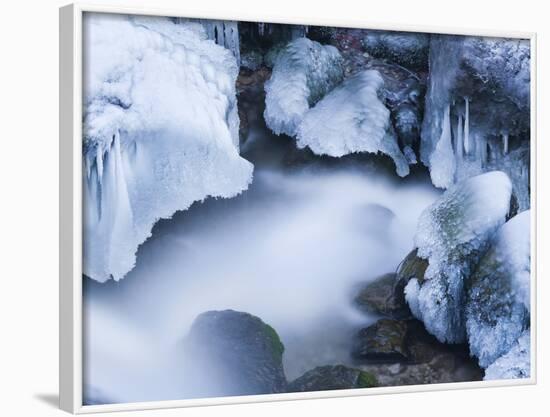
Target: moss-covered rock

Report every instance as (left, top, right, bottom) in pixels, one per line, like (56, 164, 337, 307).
(288, 365, 377, 392)
(186, 309, 287, 396)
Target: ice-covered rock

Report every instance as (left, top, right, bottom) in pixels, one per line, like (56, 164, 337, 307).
(484, 330, 531, 380)
(421, 35, 530, 205)
(466, 210, 530, 367)
(405, 171, 512, 343)
(362, 30, 430, 70)
(296, 70, 410, 176)
(83, 14, 253, 282)
(264, 38, 344, 136)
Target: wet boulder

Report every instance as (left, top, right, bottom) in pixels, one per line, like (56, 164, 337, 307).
(288, 365, 377, 392)
(352, 319, 409, 362)
(354, 273, 410, 318)
(186, 310, 287, 396)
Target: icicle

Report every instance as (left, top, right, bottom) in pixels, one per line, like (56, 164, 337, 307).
(200, 21, 240, 65)
(429, 104, 456, 188)
(258, 22, 265, 36)
(464, 97, 470, 155)
(455, 114, 464, 162)
(503, 132, 509, 154)
(96, 147, 104, 186)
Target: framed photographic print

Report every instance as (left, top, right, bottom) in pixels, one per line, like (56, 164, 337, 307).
(59, 3, 536, 413)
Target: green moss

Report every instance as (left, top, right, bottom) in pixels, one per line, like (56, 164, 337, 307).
(264, 323, 285, 361)
(357, 371, 378, 388)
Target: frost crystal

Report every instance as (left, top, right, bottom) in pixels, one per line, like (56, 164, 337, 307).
(296, 71, 409, 177)
(484, 330, 531, 380)
(407, 171, 512, 343)
(466, 210, 531, 367)
(83, 14, 253, 282)
(264, 38, 344, 137)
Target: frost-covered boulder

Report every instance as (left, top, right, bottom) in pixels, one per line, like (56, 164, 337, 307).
(420, 35, 530, 208)
(405, 171, 512, 343)
(466, 210, 530, 368)
(83, 14, 253, 282)
(264, 38, 344, 136)
(296, 70, 410, 177)
(484, 330, 530, 380)
(362, 30, 430, 70)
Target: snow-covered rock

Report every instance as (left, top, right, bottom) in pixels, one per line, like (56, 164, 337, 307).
(420, 35, 530, 209)
(484, 330, 531, 380)
(405, 171, 512, 343)
(362, 30, 430, 70)
(83, 14, 253, 282)
(264, 38, 344, 136)
(296, 70, 409, 176)
(466, 210, 531, 367)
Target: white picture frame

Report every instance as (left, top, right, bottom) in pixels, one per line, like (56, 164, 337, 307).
(59, 2, 538, 413)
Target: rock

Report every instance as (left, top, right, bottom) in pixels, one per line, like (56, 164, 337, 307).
(396, 248, 428, 285)
(353, 319, 483, 386)
(288, 365, 377, 392)
(241, 49, 264, 71)
(186, 310, 287, 396)
(354, 273, 410, 318)
(352, 319, 408, 362)
(465, 211, 530, 368)
(404, 172, 512, 344)
(362, 31, 430, 71)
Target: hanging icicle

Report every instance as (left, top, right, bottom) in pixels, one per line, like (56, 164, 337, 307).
(455, 114, 464, 162)
(464, 97, 470, 155)
(199, 20, 241, 65)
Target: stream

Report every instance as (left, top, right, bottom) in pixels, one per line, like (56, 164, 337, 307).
(83, 85, 441, 404)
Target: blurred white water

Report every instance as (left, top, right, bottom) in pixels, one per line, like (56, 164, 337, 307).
(84, 156, 440, 404)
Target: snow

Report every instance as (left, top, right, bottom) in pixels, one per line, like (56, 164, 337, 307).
(406, 171, 512, 343)
(466, 210, 531, 367)
(484, 330, 531, 380)
(296, 70, 410, 177)
(83, 13, 253, 282)
(264, 38, 344, 137)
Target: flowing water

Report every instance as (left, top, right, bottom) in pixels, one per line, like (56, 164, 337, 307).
(83, 95, 441, 404)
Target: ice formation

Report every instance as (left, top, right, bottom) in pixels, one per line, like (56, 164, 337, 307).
(264, 38, 344, 136)
(420, 35, 530, 209)
(466, 210, 530, 367)
(405, 171, 512, 343)
(296, 70, 410, 177)
(195, 19, 241, 65)
(484, 330, 531, 380)
(83, 14, 253, 282)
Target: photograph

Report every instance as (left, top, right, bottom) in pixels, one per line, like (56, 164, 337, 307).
(81, 11, 531, 406)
